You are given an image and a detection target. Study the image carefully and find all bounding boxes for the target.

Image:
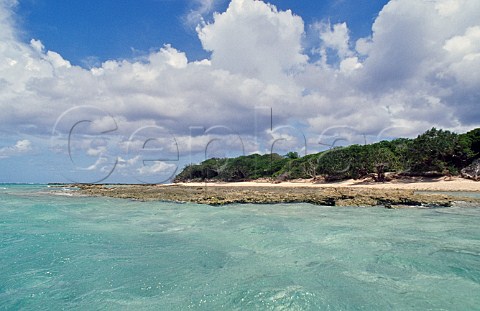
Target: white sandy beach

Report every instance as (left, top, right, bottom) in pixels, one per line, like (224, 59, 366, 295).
(175, 177, 480, 192)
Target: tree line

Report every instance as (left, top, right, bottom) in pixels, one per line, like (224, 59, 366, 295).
(174, 127, 480, 182)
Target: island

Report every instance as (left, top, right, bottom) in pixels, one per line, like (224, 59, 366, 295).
(67, 127, 479, 207)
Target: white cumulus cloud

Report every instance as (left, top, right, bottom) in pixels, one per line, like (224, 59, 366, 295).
(0, 140, 32, 158)
(197, 0, 307, 85)
(0, 0, 479, 171)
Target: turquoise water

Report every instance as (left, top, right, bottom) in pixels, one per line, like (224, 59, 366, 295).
(1, 185, 480, 310)
(416, 190, 480, 199)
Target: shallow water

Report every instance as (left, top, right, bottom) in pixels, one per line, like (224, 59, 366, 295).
(1, 185, 480, 310)
(416, 190, 480, 199)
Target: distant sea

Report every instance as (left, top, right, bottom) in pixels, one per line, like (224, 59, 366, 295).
(1, 184, 479, 310)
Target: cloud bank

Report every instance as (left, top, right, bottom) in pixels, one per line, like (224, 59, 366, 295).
(1, 0, 479, 180)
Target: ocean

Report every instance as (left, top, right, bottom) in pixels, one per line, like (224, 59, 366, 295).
(1, 185, 479, 310)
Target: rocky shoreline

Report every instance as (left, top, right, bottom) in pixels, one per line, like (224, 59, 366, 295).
(71, 184, 479, 208)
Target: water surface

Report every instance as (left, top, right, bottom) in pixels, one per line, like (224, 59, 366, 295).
(1, 185, 479, 310)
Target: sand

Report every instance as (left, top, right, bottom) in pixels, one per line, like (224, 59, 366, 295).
(175, 177, 479, 192)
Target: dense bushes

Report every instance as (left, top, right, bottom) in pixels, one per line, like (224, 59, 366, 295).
(174, 127, 480, 182)
(175, 153, 289, 182)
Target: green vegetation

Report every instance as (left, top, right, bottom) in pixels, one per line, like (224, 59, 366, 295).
(174, 128, 480, 183)
(176, 153, 289, 182)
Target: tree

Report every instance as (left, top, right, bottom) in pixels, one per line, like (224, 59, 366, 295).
(303, 156, 319, 180)
(285, 151, 299, 159)
(371, 147, 399, 182)
(317, 147, 352, 181)
(407, 128, 467, 175)
(174, 127, 480, 182)
(459, 128, 480, 161)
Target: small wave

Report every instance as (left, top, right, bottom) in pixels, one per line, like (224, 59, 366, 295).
(50, 191, 86, 197)
(54, 192, 75, 196)
(62, 187, 80, 191)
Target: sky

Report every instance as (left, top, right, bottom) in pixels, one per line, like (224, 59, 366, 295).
(0, 0, 479, 183)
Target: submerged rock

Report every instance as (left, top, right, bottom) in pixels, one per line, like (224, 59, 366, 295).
(461, 159, 480, 181)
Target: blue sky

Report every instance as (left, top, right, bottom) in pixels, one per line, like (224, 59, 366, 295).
(1, 0, 479, 183)
(16, 0, 212, 65)
(16, 0, 388, 66)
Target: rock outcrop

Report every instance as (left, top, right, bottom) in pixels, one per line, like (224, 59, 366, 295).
(70, 184, 479, 208)
(461, 159, 480, 181)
